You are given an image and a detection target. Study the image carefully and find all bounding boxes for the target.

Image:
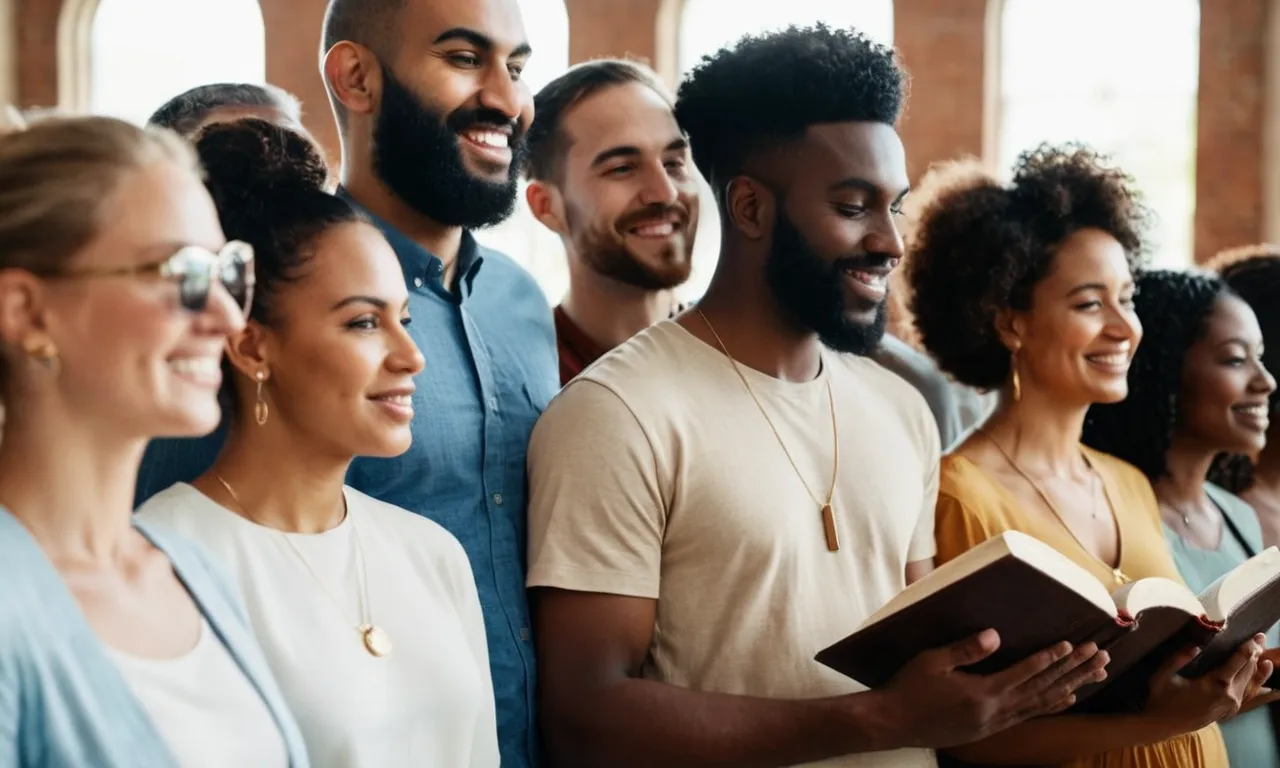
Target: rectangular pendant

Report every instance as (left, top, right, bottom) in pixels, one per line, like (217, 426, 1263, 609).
(822, 503, 840, 551)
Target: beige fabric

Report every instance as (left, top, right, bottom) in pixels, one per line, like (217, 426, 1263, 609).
(527, 320, 940, 768)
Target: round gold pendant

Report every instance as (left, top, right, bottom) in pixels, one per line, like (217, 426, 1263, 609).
(360, 624, 392, 657)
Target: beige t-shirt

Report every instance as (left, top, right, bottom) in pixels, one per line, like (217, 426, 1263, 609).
(527, 321, 940, 768)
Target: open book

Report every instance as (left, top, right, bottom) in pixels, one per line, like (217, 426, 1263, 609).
(816, 531, 1280, 711)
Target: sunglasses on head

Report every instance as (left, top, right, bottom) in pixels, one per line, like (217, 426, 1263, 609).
(38, 241, 256, 317)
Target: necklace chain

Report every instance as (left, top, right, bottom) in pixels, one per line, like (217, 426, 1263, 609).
(978, 430, 1128, 584)
(213, 474, 388, 655)
(695, 308, 841, 550)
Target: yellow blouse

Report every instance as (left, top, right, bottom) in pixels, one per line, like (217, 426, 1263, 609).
(935, 446, 1228, 768)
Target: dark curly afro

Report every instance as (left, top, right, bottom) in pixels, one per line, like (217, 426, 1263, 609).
(906, 143, 1150, 390)
(1205, 244, 1280, 492)
(674, 24, 906, 197)
(1082, 270, 1230, 480)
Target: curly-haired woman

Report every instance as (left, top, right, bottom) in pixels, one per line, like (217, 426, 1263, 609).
(1083, 268, 1280, 768)
(1208, 244, 1280, 550)
(906, 143, 1268, 768)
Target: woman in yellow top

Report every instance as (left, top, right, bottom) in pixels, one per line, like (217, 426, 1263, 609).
(904, 143, 1271, 768)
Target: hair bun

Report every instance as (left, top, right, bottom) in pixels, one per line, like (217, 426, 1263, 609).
(195, 118, 330, 206)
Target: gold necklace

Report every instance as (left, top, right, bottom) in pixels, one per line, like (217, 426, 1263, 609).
(695, 308, 841, 551)
(214, 474, 393, 658)
(979, 431, 1128, 585)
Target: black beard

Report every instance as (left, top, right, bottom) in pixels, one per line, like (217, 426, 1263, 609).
(764, 210, 888, 356)
(371, 66, 528, 230)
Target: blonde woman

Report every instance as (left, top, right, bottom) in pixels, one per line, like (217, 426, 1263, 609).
(0, 114, 307, 766)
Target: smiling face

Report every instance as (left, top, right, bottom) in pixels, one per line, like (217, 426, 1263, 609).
(14, 159, 244, 438)
(1176, 294, 1277, 455)
(1005, 228, 1143, 406)
(551, 81, 699, 290)
(755, 121, 909, 355)
(252, 221, 424, 458)
(371, 0, 533, 229)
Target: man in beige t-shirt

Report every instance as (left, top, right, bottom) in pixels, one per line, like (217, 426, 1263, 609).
(526, 25, 1107, 768)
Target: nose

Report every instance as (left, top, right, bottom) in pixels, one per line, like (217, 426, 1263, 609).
(477, 63, 527, 124)
(1105, 300, 1142, 344)
(638, 162, 680, 207)
(865, 212, 905, 261)
(1251, 359, 1276, 396)
(197, 282, 246, 337)
(388, 321, 425, 376)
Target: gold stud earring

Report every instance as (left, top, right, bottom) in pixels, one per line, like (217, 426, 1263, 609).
(254, 369, 269, 425)
(1010, 347, 1022, 403)
(23, 338, 60, 377)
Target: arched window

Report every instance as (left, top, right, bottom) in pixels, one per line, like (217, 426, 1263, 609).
(998, 0, 1200, 267)
(473, 0, 572, 303)
(89, 0, 266, 125)
(677, 1, 895, 301)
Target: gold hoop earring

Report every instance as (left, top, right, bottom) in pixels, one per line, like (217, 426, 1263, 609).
(254, 369, 269, 425)
(1010, 348, 1022, 403)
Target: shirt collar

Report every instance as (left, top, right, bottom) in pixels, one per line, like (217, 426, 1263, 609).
(335, 186, 485, 296)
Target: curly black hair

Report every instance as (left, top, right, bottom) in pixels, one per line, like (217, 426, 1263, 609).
(1081, 270, 1230, 480)
(1206, 244, 1280, 491)
(673, 24, 906, 198)
(906, 143, 1150, 390)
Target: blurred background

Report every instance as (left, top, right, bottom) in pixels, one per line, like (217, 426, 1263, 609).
(3, 0, 1275, 306)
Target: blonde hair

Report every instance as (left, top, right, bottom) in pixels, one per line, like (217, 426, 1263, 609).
(0, 111, 200, 275)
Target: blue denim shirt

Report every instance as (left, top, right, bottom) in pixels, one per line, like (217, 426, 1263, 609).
(134, 195, 558, 768)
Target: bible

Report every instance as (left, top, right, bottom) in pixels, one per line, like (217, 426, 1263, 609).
(816, 531, 1280, 710)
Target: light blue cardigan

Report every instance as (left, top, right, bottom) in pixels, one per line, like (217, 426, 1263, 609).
(0, 508, 309, 767)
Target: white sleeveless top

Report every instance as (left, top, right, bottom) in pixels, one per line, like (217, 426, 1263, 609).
(108, 618, 289, 768)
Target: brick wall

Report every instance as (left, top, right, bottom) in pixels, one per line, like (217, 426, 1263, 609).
(10, 0, 1277, 259)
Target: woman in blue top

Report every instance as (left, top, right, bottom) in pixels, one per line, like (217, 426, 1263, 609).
(1083, 268, 1280, 767)
(0, 113, 307, 766)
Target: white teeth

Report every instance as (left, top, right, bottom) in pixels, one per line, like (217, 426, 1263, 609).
(466, 130, 509, 149)
(1087, 353, 1129, 366)
(1235, 405, 1268, 417)
(374, 394, 412, 406)
(844, 269, 887, 288)
(169, 358, 220, 376)
(632, 222, 676, 237)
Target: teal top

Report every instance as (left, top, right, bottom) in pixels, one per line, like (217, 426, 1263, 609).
(0, 508, 309, 767)
(1163, 483, 1280, 768)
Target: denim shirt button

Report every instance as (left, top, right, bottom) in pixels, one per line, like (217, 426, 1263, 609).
(492, 493, 504, 505)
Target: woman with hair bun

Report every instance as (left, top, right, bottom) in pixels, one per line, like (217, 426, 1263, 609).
(0, 114, 306, 766)
(1208, 244, 1280, 550)
(907, 143, 1267, 768)
(1082, 268, 1280, 768)
(135, 119, 499, 768)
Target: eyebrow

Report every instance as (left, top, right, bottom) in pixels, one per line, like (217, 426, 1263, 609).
(1065, 282, 1134, 297)
(433, 27, 533, 58)
(589, 137, 688, 169)
(1216, 337, 1255, 348)
(828, 177, 910, 202)
(332, 295, 389, 311)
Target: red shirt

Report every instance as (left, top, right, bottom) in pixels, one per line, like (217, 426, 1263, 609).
(553, 303, 689, 386)
(554, 305, 608, 386)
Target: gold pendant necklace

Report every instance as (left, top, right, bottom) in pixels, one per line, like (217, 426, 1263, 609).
(979, 431, 1127, 585)
(214, 474, 392, 658)
(696, 308, 841, 551)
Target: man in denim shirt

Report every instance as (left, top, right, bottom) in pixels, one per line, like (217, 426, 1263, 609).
(135, 1, 557, 765)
